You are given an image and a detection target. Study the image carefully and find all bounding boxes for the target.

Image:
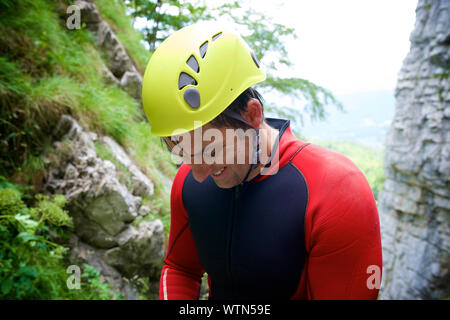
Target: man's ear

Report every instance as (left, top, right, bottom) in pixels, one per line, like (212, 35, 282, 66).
(242, 99, 263, 128)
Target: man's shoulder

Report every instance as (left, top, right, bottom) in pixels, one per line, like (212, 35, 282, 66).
(171, 163, 192, 196)
(175, 163, 192, 180)
(290, 142, 366, 187)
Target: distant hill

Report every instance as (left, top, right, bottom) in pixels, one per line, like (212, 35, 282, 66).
(298, 90, 396, 149)
(265, 89, 396, 149)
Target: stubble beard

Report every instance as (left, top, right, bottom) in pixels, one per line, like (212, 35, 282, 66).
(212, 164, 250, 189)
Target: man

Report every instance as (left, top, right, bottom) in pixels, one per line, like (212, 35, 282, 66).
(141, 22, 382, 300)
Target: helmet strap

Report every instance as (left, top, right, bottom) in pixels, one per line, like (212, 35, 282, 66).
(221, 108, 261, 183)
(241, 127, 260, 183)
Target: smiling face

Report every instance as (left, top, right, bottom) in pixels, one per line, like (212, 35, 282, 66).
(165, 123, 256, 189)
(163, 98, 274, 189)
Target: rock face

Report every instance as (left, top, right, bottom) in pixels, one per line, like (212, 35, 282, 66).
(45, 115, 164, 299)
(102, 136, 154, 198)
(378, 0, 450, 299)
(74, 0, 143, 100)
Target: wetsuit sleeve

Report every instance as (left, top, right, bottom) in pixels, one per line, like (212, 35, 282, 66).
(159, 164, 205, 300)
(294, 146, 383, 299)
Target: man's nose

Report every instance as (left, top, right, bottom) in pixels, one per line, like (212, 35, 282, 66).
(191, 164, 213, 183)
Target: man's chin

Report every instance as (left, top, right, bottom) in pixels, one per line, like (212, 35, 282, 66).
(213, 182, 233, 189)
(212, 179, 237, 189)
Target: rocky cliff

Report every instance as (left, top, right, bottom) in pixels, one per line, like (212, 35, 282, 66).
(74, 0, 143, 100)
(44, 1, 165, 299)
(44, 115, 164, 299)
(378, 0, 450, 299)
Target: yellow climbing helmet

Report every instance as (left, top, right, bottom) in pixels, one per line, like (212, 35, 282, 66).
(141, 22, 266, 137)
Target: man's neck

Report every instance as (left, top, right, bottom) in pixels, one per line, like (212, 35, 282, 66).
(245, 121, 280, 182)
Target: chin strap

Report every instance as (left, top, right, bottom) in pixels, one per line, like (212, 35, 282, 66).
(241, 128, 261, 183)
(222, 108, 261, 183)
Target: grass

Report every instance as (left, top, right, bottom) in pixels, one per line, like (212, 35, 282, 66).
(0, 0, 176, 299)
(95, 0, 151, 73)
(0, 0, 175, 182)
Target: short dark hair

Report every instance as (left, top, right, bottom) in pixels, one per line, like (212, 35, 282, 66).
(160, 87, 264, 152)
(210, 87, 265, 129)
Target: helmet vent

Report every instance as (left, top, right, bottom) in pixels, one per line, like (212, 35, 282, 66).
(212, 32, 223, 41)
(199, 41, 208, 58)
(186, 55, 199, 73)
(184, 88, 201, 109)
(178, 72, 197, 89)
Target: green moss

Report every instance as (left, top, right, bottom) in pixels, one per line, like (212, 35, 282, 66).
(0, 0, 175, 181)
(0, 181, 121, 299)
(0, 0, 175, 299)
(0, 188, 25, 216)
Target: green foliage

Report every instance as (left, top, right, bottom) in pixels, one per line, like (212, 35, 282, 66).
(0, 0, 175, 300)
(0, 188, 25, 215)
(81, 263, 124, 300)
(0, 0, 91, 174)
(0, 180, 122, 299)
(309, 139, 386, 200)
(199, 272, 209, 300)
(124, 0, 342, 125)
(133, 275, 158, 300)
(126, 0, 209, 50)
(214, 2, 295, 72)
(214, 2, 344, 123)
(0, 0, 175, 187)
(0, 185, 69, 298)
(0, 57, 31, 97)
(260, 77, 344, 125)
(34, 194, 73, 227)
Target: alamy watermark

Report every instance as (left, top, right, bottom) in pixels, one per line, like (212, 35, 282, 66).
(167, 122, 279, 176)
(366, 265, 381, 290)
(66, 265, 81, 290)
(66, 5, 81, 30)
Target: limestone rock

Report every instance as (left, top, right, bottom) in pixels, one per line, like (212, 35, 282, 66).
(74, 0, 143, 99)
(102, 136, 154, 198)
(120, 71, 143, 100)
(69, 235, 138, 300)
(45, 115, 165, 299)
(46, 115, 141, 247)
(138, 205, 151, 217)
(378, 0, 450, 299)
(104, 220, 165, 278)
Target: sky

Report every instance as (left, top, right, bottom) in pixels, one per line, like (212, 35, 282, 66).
(241, 0, 419, 148)
(250, 0, 419, 95)
(134, 0, 419, 147)
(135, 0, 418, 95)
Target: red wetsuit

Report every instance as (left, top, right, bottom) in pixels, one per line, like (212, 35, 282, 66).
(159, 118, 382, 300)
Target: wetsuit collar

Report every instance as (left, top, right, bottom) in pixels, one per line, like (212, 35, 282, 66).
(242, 118, 293, 184)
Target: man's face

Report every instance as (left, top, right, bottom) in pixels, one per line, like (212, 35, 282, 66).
(166, 123, 257, 189)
